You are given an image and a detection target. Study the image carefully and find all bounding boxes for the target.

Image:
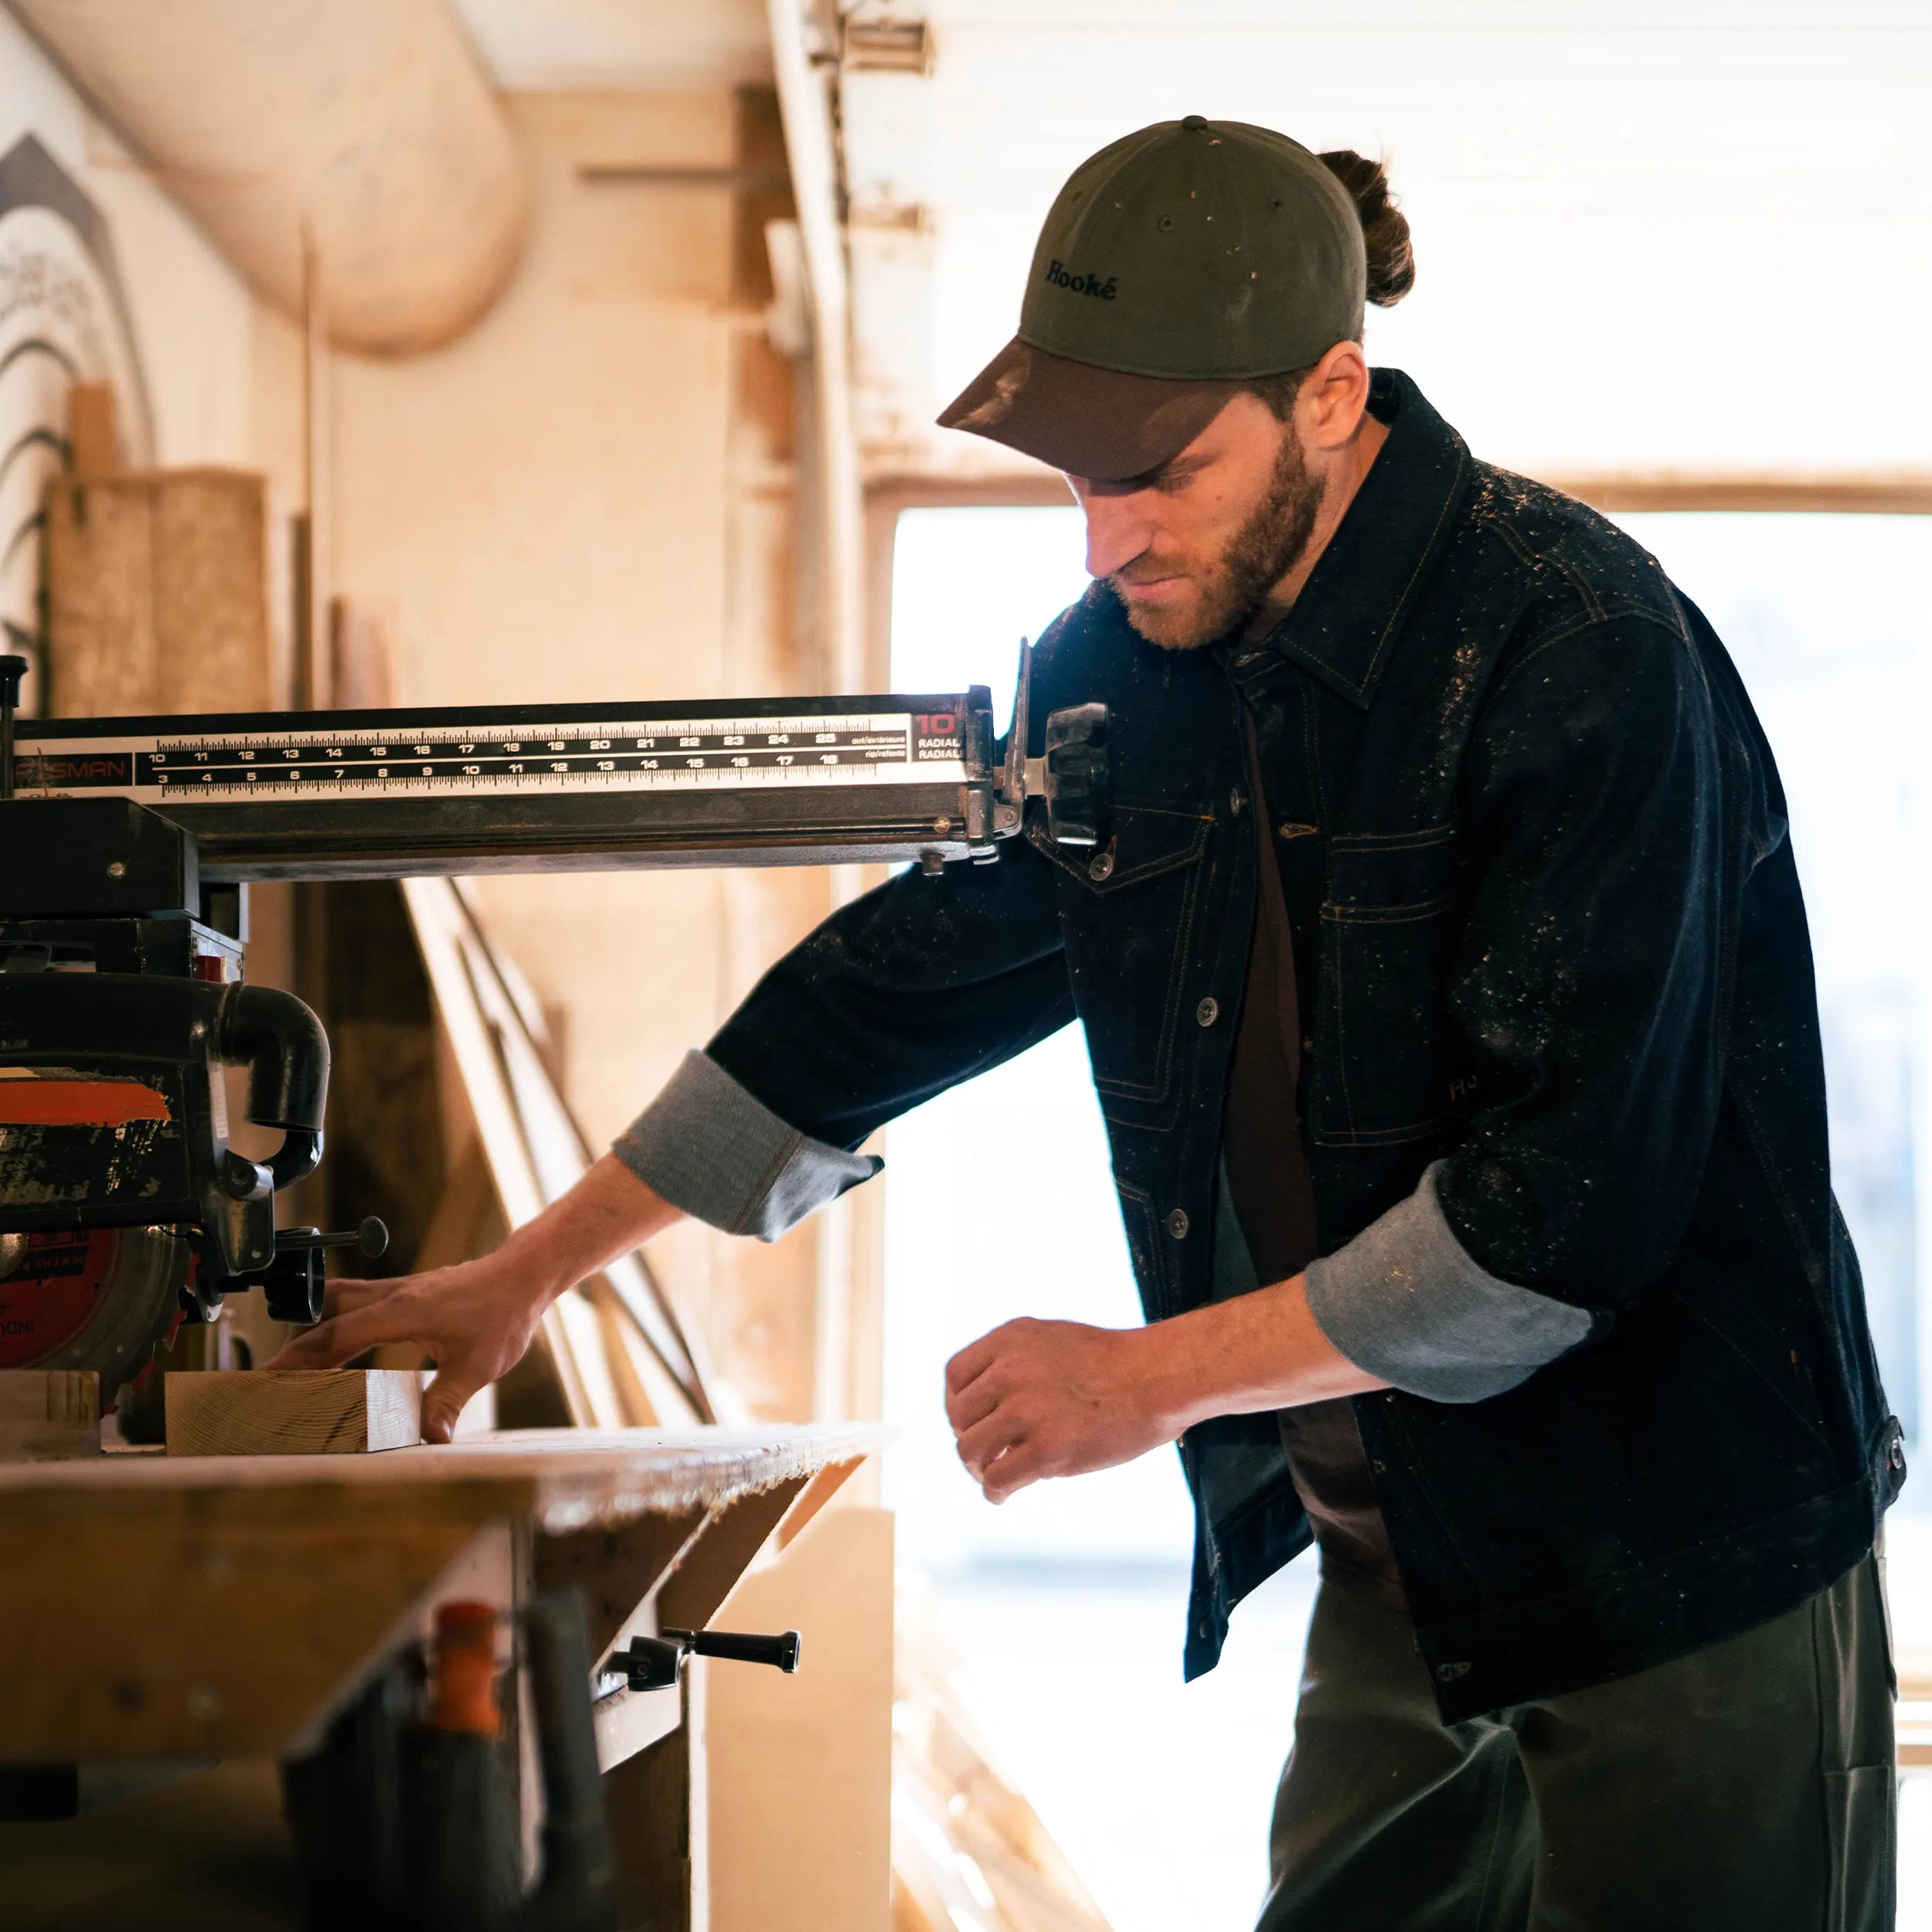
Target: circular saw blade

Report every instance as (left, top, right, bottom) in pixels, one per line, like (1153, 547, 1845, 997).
(0, 1225, 189, 1383)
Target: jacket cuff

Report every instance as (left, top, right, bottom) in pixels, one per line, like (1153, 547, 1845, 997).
(611, 1049, 881, 1242)
(1303, 1162, 1594, 1403)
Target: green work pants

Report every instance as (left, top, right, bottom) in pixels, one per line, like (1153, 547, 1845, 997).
(1260, 1553, 1896, 1931)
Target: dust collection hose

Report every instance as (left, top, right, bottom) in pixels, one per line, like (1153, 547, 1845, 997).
(218, 983, 329, 1187)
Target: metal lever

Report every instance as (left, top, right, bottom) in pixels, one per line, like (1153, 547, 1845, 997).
(275, 1218, 390, 1259)
(995, 638, 1111, 848)
(0, 651, 26, 801)
(606, 1627, 801, 1696)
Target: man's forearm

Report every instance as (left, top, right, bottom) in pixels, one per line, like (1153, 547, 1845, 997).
(944, 1268, 1386, 1503)
(1148, 1272, 1387, 1437)
(505, 1152, 686, 1305)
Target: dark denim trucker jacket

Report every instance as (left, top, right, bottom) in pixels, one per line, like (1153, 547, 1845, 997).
(622, 369, 1905, 1721)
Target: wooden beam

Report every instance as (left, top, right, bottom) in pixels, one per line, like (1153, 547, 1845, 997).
(165, 1370, 422, 1456)
(767, 0, 862, 692)
(0, 1371, 100, 1461)
(657, 1474, 813, 1634)
(534, 1505, 709, 1665)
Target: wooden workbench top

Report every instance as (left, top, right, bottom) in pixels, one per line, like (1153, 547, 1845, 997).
(0, 1422, 882, 1529)
(0, 1423, 882, 1767)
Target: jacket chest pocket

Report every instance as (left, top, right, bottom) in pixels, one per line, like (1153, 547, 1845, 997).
(1311, 825, 1466, 1147)
(1038, 801, 1213, 1114)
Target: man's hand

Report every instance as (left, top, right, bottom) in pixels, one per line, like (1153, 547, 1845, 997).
(264, 1250, 554, 1443)
(944, 1316, 1182, 1503)
(263, 1153, 683, 1443)
(944, 1273, 1387, 1504)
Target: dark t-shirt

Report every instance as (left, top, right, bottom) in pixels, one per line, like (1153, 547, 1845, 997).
(1223, 713, 1406, 1610)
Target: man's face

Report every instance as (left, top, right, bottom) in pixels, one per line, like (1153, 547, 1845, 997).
(1070, 392, 1327, 651)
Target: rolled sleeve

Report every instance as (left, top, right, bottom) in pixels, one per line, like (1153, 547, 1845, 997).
(612, 1049, 880, 1242)
(1304, 1162, 1595, 1403)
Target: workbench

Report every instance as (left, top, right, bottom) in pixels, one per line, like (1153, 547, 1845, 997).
(0, 1425, 892, 1930)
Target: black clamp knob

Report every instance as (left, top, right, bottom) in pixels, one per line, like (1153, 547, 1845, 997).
(260, 1219, 390, 1325)
(1043, 702, 1110, 849)
(608, 1627, 801, 1695)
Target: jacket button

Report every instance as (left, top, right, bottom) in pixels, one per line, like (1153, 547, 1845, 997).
(1230, 786, 1247, 817)
(1196, 995, 1219, 1027)
(1087, 849, 1115, 882)
(1167, 1208, 1191, 1240)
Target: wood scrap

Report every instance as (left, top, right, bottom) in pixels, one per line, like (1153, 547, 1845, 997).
(43, 467, 282, 716)
(891, 1579, 1114, 1932)
(0, 1370, 101, 1461)
(165, 1369, 421, 1456)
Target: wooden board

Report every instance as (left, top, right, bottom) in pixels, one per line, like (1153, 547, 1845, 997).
(43, 467, 281, 716)
(165, 1369, 423, 1457)
(0, 1370, 100, 1461)
(708, 1505, 895, 1932)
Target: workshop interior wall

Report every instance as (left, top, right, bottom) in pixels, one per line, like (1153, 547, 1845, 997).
(0, 9, 261, 601)
(301, 90, 833, 1420)
(0, 36, 851, 1421)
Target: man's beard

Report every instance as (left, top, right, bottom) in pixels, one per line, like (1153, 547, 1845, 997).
(1112, 426, 1326, 651)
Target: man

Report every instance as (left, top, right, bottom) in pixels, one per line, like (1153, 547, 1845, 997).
(275, 120, 1903, 1927)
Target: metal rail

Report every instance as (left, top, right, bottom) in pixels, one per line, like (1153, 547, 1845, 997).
(12, 689, 998, 879)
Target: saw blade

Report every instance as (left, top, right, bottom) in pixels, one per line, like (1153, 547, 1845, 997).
(0, 1225, 189, 1383)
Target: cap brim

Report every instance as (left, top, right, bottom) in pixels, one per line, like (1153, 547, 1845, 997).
(937, 339, 1240, 484)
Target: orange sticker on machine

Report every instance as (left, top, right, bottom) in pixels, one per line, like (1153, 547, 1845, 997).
(0, 1078, 172, 1127)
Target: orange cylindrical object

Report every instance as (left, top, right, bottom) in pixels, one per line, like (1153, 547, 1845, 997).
(427, 1600, 501, 1737)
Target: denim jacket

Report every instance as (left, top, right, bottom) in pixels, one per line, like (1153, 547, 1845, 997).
(623, 369, 1904, 1719)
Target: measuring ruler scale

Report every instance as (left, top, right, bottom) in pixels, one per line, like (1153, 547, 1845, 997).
(14, 690, 998, 879)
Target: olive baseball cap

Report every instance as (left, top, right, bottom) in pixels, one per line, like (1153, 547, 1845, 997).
(938, 117, 1366, 481)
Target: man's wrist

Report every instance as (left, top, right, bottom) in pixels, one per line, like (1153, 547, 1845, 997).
(496, 1224, 576, 1309)
(1129, 1308, 1235, 1441)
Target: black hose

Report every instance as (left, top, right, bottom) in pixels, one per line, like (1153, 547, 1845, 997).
(219, 983, 329, 1131)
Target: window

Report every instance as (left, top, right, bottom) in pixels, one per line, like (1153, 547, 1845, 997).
(882, 502, 1932, 1930)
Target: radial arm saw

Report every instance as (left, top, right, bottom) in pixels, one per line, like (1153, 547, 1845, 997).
(0, 648, 1107, 1391)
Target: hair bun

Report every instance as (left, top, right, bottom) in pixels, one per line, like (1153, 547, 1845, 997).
(1317, 149, 1414, 308)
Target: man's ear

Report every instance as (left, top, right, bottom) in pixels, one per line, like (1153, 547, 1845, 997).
(1299, 340, 1372, 454)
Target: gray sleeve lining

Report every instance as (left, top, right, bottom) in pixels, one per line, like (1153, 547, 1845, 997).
(611, 1049, 881, 1243)
(1303, 1161, 1594, 1403)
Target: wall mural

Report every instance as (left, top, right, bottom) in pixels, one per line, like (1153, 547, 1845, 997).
(0, 131, 152, 710)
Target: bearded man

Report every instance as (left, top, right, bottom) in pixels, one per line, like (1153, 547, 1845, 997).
(275, 120, 1902, 1928)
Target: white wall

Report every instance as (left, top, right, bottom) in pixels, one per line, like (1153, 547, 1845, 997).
(0, 9, 254, 466)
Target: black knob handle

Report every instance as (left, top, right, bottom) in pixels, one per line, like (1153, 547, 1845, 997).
(663, 1628, 801, 1674)
(1043, 702, 1110, 849)
(275, 1218, 389, 1259)
(611, 1628, 802, 1696)
(0, 652, 26, 709)
(261, 1244, 325, 1325)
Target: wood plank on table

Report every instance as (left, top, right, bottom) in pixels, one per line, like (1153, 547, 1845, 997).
(165, 1370, 423, 1456)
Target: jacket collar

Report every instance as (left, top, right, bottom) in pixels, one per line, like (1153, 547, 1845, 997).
(1229, 369, 1470, 711)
